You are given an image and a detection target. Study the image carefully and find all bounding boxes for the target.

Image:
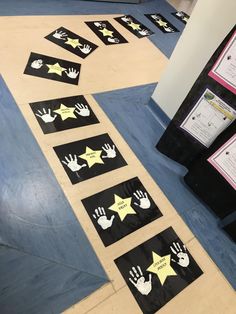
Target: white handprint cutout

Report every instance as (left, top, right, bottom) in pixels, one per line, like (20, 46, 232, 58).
(170, 242, 190, 267)
(65, 68, 79, 79)
(75, 103, 90, 117)
(139, 29, 150, 36)
(94, 22, 102, 28)
(102, 144, 116, 159)
(53, 30, 68, 40)
(107, 37, 120, 44)
(133, 190, 151, 209)
(164, 26, 174, 32)
(62, 154, 87, 172)
(93, 207, 115, 230)
(151, 14, 158, 20)
(35, 108, 57, 123)
(121, 16, 132, 23)
(129, 266, 152, 296)
(31, 59, 43, 69)
(79, 44, 92, 54)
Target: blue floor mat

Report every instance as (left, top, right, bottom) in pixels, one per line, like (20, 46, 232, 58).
(0, 0, 185, 58)
(94, 83, 236, 290)
(0, 76, 108, 314)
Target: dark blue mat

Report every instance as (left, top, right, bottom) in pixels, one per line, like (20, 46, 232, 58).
(94, 83, 236, 290)
(0, 76, 108, 314)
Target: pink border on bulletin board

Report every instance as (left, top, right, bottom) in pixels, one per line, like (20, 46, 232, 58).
(208, 30, 236, 95)
(208, 134, 236, 190)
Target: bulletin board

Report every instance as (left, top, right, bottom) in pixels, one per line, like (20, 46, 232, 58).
(156, 25, 236, 168)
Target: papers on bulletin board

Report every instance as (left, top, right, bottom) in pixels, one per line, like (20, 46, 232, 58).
(209, 31, 236, 94)
(180, 89, 236, 147)
(208, 134, 236, 190)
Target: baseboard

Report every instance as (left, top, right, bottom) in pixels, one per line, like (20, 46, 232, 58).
(147, 97, 171, 128)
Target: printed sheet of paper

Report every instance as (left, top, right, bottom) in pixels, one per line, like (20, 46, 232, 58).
(209, 31, 236, 94)
(85, 20, 128, 45)
(24, 52, 81, 85)
(45, 27, 98, 59)
(114, 15, 154, 38)
(53, 133, 127, 184)
(115, 227, 203, 314)
(208, 134, 236, 190)
(144, 13, 179, 33)
(82, 177, 162, 247)
(180, 89, 236, 147)
(30, 95, 99, 134)
(171, 11, 189, 24)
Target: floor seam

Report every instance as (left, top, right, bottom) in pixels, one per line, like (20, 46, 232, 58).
(0, 243, 109, 282)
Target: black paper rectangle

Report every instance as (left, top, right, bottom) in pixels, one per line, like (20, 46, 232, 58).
(171, 11, 190, 24)
(82, 177, 162, 247)
(85, 20, 128, 45)
(30, 95, 99, 134)
(24, 52, 81, 85)
(114, 15, 154, 38)
(115, 227, 203, 314)
(145, 14, 179, 33)
(45, 27, 98, 59)
(53, 133, 127, 184)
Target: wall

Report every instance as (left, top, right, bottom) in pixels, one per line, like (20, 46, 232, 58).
(152, 0, 236, 119)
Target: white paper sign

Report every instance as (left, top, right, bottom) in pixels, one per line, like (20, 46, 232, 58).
(208, 134, 236, 190)
(209, 31, 236, 94)
(180, 89, 236, 147)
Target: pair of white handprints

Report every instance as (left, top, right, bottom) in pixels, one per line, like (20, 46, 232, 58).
(93, 22, 121, 44)
(35, 103, 90, 123)
(129, 242, 190, 296)
(151, 14, 175, 33)
(62, 144, 117, 172)
(121, 16, 151, 36)
(53, 30, 93, 54)
(31, 59, 79, 79)
(93, 190, 151, 230)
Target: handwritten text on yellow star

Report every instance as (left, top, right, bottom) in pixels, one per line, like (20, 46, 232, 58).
(128, 22, 141, 31)
(79, 147, 104, 168)
(65, 37, 82, 49)
(46, 62, 66, 76)
(108, 195, 136, 221)
(147, 252, 177, 285)
(99, 28, 114, 37)
(53, 104, 77, 121)
(156, 19, 167, 27)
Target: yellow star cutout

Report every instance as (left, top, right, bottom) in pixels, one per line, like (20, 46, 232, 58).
(108, 194, 136, 221)
(99, 28, 114, 37)
(79, 146, 104, 168)
(147, 252, 177, 285)
(46, 62, 66, 76)
(65, 37, 82, 49)
(53, 104, 77, 121)
(157, 19, 168, 27)
(128, 22, 141, 31)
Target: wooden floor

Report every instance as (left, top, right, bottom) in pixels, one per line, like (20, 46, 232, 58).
(0, 14, 235, 314)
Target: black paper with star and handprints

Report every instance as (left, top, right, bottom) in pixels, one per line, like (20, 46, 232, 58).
(30, 95, 99, 134)
(24, 52, 81, 85)
(82, 177, 162, 247)
(115, 227, 203, 314)
(171, 11, 190, 25)
(114, 15, 154, 38)
(145, 14, 179, 33)
(53, 133, 127, 184)
(85, 20, 128, 45)
(45, 27, 98, 59)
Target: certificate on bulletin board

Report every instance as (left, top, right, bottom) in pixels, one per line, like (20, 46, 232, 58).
(208, 134, 236, 190)
(209, 31, 236, 94)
